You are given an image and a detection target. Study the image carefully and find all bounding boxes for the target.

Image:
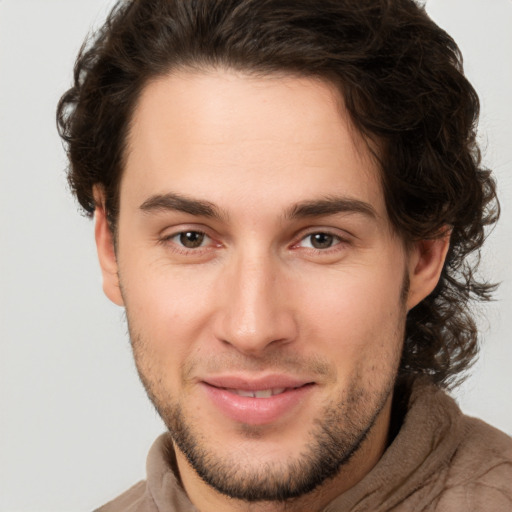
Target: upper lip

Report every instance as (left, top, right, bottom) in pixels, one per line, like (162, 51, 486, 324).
(201, 374, 314, 391)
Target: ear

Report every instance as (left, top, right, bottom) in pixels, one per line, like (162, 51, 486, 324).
(406, 230, 451, 311)
(93, 186, 124, 307)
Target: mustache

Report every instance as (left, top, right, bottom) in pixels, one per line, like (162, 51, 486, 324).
(181, 351, 336, 381)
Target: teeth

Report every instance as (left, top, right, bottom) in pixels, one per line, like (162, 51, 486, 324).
(235, 389, 257, 397)
(254, 389, 272, 398)
(229, 387, 287, 398)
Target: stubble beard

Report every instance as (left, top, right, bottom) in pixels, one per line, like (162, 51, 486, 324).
(125, 274, 408, 503)
(131, 342, 399, 503)
(161, 381, 393, 502)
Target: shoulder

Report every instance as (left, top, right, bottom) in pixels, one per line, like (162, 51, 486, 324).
(93, 481, 152, 512)
(436, 416, 512, 511)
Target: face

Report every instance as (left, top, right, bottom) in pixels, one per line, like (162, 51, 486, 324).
(95, 69, 445, 510)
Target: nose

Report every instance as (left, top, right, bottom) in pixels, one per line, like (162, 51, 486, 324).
(213, 250, 297, 355)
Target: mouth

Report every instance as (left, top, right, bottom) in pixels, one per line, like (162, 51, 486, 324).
(219, 385, 309, 398)
(200, 378, 316, 425)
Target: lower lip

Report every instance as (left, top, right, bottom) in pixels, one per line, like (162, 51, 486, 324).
(201, 383, 314, 426)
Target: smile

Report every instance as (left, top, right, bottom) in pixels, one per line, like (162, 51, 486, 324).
(226, 387, 289, 398)
(201, 380, 315, 425)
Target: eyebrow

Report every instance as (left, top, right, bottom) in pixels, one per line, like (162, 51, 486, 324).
(139, 192, 227, 221)
(139, 192, 376, 222)
(285, 196, 377, 220)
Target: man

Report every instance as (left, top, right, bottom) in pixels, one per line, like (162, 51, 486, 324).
(57, 0, 512, 510)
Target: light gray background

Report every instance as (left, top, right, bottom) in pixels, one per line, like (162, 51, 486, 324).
(1, 1, 511, 511)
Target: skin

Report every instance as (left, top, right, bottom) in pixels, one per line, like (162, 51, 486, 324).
(94, 69, 449, 512)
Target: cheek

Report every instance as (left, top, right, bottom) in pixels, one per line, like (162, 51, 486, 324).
(120, 261, 217, 360)
(298, 267, 406, 372)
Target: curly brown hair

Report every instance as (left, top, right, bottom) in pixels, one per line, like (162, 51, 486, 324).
(57, 0, 499, 389)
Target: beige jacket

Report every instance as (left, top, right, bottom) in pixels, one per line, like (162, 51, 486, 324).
(95, 380, 512, 511)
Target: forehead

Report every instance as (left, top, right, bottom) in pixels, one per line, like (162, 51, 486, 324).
(123, 69, 385, 218)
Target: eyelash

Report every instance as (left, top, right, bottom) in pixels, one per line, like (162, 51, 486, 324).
(159, 230, 216, 255)
(294, 232, 345, 251)
(158, 229, 350, 257)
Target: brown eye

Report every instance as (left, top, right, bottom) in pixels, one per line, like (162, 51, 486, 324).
(179, 231, 206, 248)
(309, 233, 335, 249)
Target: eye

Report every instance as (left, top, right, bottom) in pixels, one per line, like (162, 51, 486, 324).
(298, 232, 342, 250)
(171, 230, 210, 249)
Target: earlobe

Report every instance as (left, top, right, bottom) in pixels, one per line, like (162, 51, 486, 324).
(406, 230, 451, 311)
(93, 187, 124, 307)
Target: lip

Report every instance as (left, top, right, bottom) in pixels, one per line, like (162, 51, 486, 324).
(203, 374, 311, 391)
(201, 375, 315, 426)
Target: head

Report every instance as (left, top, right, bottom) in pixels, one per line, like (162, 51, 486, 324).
(57, 0, 498, 507)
